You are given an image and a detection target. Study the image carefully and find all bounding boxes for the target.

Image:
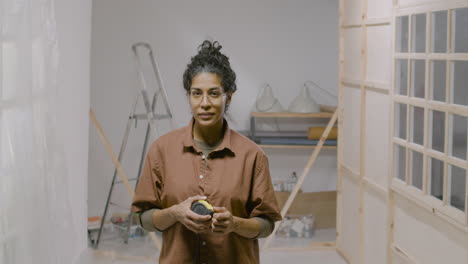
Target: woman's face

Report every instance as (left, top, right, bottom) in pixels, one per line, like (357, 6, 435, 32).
(189, 72, 232, 129)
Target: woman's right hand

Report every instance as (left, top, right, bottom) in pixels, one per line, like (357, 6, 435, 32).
(172, 195, 212, 234)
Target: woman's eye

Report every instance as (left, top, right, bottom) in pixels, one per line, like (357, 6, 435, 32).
(210, 92, 221, 97)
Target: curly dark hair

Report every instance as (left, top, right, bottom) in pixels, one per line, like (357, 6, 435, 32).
(183, 40, 237, 95)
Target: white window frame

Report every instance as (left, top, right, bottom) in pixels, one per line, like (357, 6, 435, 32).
(391, 5, 468, 230)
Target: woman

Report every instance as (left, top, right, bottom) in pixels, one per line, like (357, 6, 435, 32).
(132, 40, 282, 264)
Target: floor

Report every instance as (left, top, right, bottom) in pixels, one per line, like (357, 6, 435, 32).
(80, 227, 347, 264)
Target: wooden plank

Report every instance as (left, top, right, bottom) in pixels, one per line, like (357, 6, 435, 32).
(343, 24, 364, 29)
(337, 0, 345, 251)
(89, 109, 162, 250)
(251, 112, 333, 118)
(320, 104, 338, 113)
(340, 162, 361, 183)
(342, 79, 391, 93)
(308, 241, 336, 249)
(422, 11, 430, 196)
(366, 17, 392, 26)
(386, 190, 395, 264)
(89, 109, 134, 196)
(336, 246, 352, 264)
(274, 191, 337, 229)
(391, 244, 419, 264)
(395, 52, 468, 61)
(363, 177, 388, 197)
(388, 10, 396, 264)
(359, 0, 368, 260)
(262, 110, 339, 249)
(364, 80, 390, 93)
(391, 180, 468, 231)
(394, 137, 468, 170)
(259, 145, 337, 149)
(94, 249, 157, 262)
(395, 0, 468, 16)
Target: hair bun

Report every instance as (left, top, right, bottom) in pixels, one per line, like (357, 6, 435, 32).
(199, 40, 222, 55)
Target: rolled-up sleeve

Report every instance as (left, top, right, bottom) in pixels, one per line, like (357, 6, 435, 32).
(247, 153, 282, 222)
(131, 144, 164, 213)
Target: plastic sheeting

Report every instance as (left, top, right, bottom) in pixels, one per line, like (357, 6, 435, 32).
(1, 0, 80, 263)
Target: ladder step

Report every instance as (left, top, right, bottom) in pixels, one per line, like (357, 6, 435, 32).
(132, 113, 171, 120)
(109, 202, 131, 210)
(115, 178, 138, 184)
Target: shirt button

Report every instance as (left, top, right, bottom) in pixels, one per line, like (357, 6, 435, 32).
(199, 175, 204, 179)
(201, 155, 206, 160)
(202, 241, 206, 246)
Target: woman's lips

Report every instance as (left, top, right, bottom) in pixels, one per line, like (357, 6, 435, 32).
(198, 113, 214, 120)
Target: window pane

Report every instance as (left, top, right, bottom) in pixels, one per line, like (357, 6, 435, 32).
(412, 14, 426, 53)
(411, 60, 425, 98)
(395, 103, 407, 139)
(450, 114, 467, 160)
(430, 60, 446, 102)
(453, 8, 468, 53)
(448, 165, 466, 212)
(410, 150, 423, 190)
(432, 11, 448, 53)
(431, 110, 445, 153)
(394, 144, 407, 181)
(411, 106, 424, 145)
(396, 59, 408, 95)
(451, 61, 468, 107)
(396, 16, 409, 52)
(429, 157, 444, 201)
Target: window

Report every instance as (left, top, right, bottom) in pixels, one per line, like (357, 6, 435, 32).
(393, 8, 468, 222)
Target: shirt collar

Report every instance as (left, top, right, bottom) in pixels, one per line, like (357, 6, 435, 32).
(182, 118, 234, 156)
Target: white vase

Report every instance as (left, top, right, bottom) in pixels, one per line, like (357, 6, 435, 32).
(287, 84, 320, 113)
(253, 84, 284, 112)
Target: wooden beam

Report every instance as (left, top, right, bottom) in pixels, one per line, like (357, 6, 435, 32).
(388, 9, 396, 264)
(391, 244, 419, 264)
(359, 0, 368, 261)
(251, 112, 333, 118)
(93, 249, 157, 262)
(89, 109, 134, 196)
(336, 246, 352, 264)
(89, 109, 162, 250)
(337, 0, 345, 251)
(262, 110, 339, 250)
(259, 145, 337, 150)
(391, 180, 468, 231)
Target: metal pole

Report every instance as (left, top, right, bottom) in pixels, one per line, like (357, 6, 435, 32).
(94, 116, 134, 248)
(124, 94, 157, 243)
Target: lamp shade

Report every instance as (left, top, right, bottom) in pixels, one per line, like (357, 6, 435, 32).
(252, 84, 284, 112)
(287, 84, 320, 113)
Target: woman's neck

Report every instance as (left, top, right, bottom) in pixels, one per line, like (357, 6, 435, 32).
(193, 119, 225, 146)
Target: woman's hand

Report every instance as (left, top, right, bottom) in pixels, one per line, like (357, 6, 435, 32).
(172, 195, 212, 234)
(211, 207, 237, 235)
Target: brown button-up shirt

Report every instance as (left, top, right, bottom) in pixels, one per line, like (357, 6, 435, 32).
(132, 119, 282, 264)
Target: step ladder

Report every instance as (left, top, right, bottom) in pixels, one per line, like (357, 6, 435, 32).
(93, 42, 174, 248)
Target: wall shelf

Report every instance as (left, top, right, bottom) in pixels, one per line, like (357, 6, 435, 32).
(250, 110, 338, 147)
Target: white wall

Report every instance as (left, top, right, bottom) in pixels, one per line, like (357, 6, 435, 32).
(55, 0, 92, 258)
(88, 0, 339, 217)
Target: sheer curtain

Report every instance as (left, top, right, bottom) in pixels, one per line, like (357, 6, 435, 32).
(1, 0, 80, 263)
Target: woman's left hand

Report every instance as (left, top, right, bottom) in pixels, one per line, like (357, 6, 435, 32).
(211, 207, 237, 234)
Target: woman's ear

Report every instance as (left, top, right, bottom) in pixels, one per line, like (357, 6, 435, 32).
(225, 92, 233, 106)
